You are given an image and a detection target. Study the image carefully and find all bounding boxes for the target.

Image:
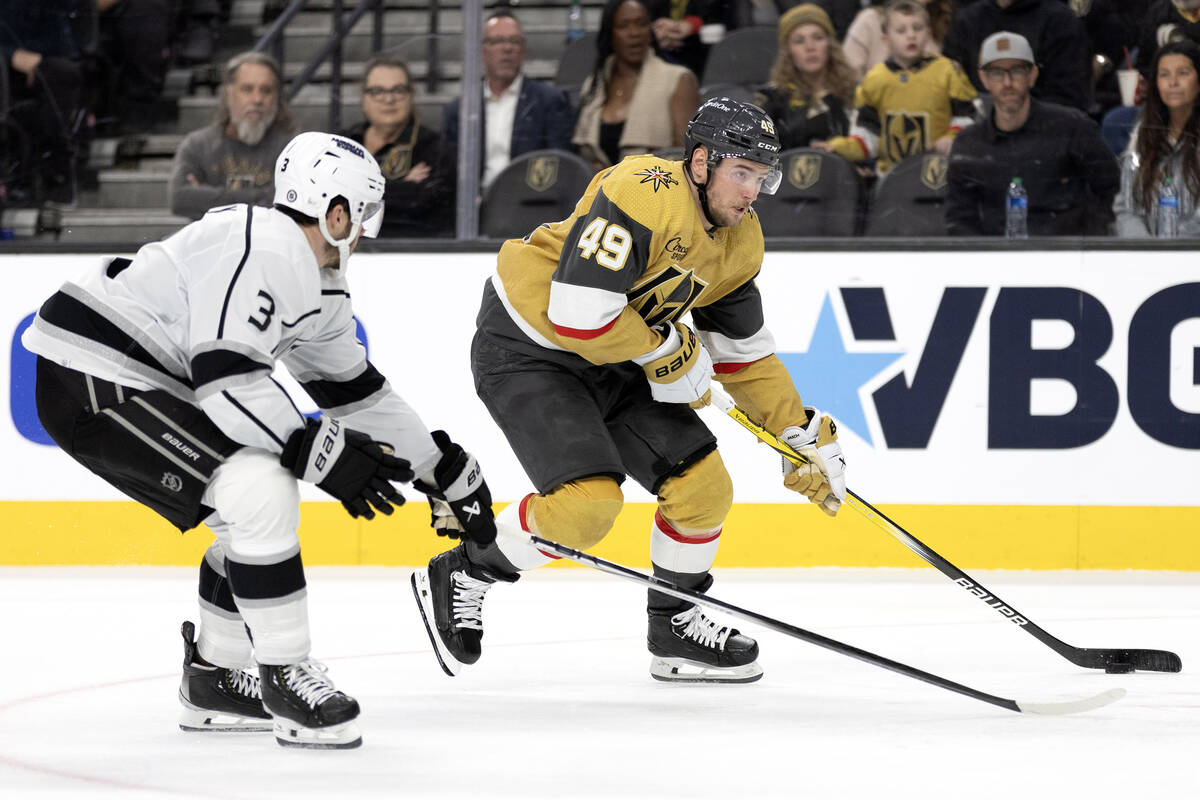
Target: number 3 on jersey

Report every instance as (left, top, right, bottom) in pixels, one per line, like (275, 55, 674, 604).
(576, 217, 631, 271)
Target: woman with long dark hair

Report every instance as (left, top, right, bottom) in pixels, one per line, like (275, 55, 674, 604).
(571, 0, 700, 170)
(1115, 40, 1200, 237)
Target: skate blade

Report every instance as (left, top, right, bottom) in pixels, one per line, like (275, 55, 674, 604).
(410, 570, 465, 678)
(649, 656, 764, 684)
(273, 719, 362, 749)
(179, 697, 272, 733)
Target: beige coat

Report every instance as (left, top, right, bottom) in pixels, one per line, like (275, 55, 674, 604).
(572, 52, 692, 168)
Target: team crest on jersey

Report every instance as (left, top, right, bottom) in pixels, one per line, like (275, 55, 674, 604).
(379, 146, 413, 180)
(627, 265, 708, 327)
(884, 112, 930, 165)
(787, 153, 821, 190)
(526, 156, 560, 191)
(635, 165, 678, 192)
(920, 153, 949, 191)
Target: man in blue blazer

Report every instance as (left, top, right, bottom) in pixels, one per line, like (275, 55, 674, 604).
(443, 10, 574, 191)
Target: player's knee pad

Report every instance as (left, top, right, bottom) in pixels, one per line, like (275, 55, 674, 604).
(202, 448, 300, 560)
(656, 449, 733, 534)
(527, 476, 624, 550)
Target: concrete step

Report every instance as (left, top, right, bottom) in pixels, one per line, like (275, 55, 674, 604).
(97, 168, 174, 210)
(57, 207, 189, 245)
(279, 56, 558, 84)
(176, 89, 453, 134)
(276, 22, 592, 63)
(288, 6, 599, 29)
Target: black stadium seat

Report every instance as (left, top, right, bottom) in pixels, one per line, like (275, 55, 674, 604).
(699, 26, 777, 95)
(480, 149, 594, 239)
(753, 148, 862, 237)
(554, 33, 598, 110)
(865, 152, 951, 236)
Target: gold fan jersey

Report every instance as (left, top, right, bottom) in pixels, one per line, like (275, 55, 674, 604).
(845, 55, 977, 172)
(477, 153, 807, 433)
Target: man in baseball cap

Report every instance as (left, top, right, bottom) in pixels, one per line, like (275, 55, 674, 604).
(977, 31, 1038, 125)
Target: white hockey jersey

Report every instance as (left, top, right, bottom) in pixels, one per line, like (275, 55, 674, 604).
(22, 204, 440, 473)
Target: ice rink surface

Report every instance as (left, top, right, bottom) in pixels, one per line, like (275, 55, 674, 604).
(0, 566, 1195, 799)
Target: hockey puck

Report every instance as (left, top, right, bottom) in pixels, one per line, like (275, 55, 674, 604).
(1105, 663, 1134, 674)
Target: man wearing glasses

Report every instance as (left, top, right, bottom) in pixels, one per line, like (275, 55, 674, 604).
(442, 9, 573, 191)
(946, 31, 1119, 236)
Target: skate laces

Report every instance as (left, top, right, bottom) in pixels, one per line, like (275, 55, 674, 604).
(450, 570, 493, 631)
(225, 667, 262, 700)
(671, 606, 733, 651)
(283, 660, 340, 709)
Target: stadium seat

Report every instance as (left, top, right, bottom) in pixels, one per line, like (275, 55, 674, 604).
(554, 33, 598, 109)
(865, 152, 950, 237)
(699, 26, 777, 95)
(700, 82, 757, 104)
(480, 149, 594, 239)
(651, 146, 686, 161)
(753, 148, 862, 237)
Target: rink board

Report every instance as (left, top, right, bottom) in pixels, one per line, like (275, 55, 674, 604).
(2, 250, 1198, 569)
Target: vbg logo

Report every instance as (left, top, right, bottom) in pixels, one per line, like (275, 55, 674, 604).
(10, 314, 372, 446)
(777, 285, 1200, 450)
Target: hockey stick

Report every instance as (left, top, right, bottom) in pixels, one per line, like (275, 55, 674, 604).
(708, 387, 1182, 674)
(530, 534, 1124, 715)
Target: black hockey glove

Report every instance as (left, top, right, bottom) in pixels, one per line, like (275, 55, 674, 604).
(280, 417, 414, 520)
(412, 430, 497, 546)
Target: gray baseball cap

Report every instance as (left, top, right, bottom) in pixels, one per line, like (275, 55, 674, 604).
(979, 31, 1035, 67)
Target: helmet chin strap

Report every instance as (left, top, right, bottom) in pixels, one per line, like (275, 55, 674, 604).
(684, 156, 721, 230)
(318, 214, 362, 271)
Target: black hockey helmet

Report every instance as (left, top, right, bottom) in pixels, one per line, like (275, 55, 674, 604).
(684, 97, 783, 195)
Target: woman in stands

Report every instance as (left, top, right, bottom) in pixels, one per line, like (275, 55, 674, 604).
(572, 0, 701, 171)
(1115, 40, 1200, 237)
(842, 0, 950, 81)
(341, 53, 455, 237)
(754, 4, 857, 151)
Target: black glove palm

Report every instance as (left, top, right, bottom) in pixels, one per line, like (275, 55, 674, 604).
(281, 417, 413, 520)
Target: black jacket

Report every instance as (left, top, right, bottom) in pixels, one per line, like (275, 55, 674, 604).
(341, 118, 456, 238)
(1137, 0, 1200, 72)
(755, 86, 851, 150)
(946, 99, 1119, 236)
(443, 76, 574, 169)
(942, 0, 1089, 111)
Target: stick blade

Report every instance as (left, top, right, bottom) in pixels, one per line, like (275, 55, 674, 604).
(1016, 687, 1126, 716)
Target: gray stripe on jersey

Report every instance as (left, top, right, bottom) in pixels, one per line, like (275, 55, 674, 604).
(197, 597, 243, 621)
(130, 396, 228, 463)
(311, 384, 391, 419)
(99, 408, 212, 482)
(85, 374, 99, 413)
(286, 359, 368, 385)
(58, 282, 190, 379)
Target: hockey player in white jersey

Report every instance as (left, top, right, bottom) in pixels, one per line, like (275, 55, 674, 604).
(21, 132, 498, 749)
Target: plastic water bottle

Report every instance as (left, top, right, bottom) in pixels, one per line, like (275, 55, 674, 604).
(566, 0, 585, 43)
(1005, 177, 1028, 239)
(1157, 176, 1179, 238)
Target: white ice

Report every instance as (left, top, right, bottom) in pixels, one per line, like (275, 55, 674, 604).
(0, 566, 1196, 799)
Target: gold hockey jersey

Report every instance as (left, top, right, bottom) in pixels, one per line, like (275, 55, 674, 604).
(479, 153, 807, 432)
(841, 55, 977, 172)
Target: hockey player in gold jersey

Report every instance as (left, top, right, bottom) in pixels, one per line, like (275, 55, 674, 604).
(411, 98, 848, 684)
(824, 0, 976, 173)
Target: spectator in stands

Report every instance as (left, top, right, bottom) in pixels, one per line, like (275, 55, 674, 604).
(1136, 0, 1200, 74)
(0, 0, 86, 204)
(342, 53, 455, 238)
(843, 0, 951, 81)
(443, 9, 573, 192)
(168, 51, 295, 220)
(946, 32, 1119, 236)
(754, 4, 857, 150)
(573, 0, 701, 171)
(97, 0, 171, 134)
(1115, 40, 1200, 236)
(942, 0, 1090, 112)
(829, 0, 976, 174)
(646, 0, 734, 79)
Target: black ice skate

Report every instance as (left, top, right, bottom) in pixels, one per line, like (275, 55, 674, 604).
(259, 661, 362, 749)
(411, 544, 515, 676)
(178, 620, 272, 733)
(647, 604, 763, 684)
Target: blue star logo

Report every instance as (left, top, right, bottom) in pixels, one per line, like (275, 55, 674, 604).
(777, 295, 904, 446)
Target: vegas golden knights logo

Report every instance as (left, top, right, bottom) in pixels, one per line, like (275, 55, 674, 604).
(788, 154, 821, 190)
(526, 156, 559, 192)
(627, 265, 709, 328)
(920, 154, 948, 191)
(883, 112, 929, 165)
(379, 146, 413, 180)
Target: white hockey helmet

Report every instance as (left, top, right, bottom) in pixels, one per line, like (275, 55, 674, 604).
(273, 132, 386, 257)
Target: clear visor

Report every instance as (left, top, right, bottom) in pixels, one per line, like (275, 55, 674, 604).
(360, 200, 384, 238)
(720, 159, 783, 196)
